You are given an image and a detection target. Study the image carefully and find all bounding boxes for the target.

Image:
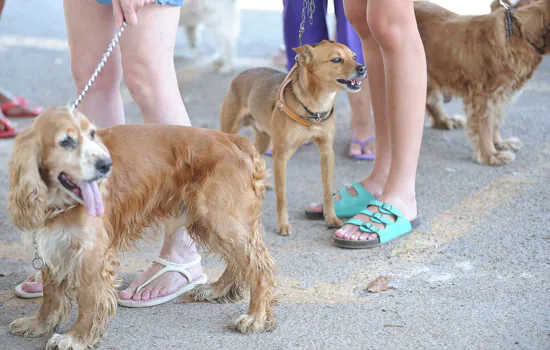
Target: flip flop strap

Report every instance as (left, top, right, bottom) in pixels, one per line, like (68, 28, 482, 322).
(135, 256, 201, 293)
(0, 118, 15, 131)
(350, 137, 375, 150)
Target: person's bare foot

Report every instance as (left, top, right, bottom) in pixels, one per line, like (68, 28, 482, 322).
(0, 95, 43, 117)
(334, 192, 417, 242)
(20, 272, 43, 293)
(119, 252, 204, 302)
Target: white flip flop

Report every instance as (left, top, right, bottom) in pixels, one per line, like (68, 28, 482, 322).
(14, 271, 44, 299)
(117, 256, 207, 308)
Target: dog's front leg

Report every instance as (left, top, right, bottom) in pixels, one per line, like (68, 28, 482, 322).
(492, 104, 521, 152)
(426, 91, 465, 130)
(10, 269, 72, 338)
(46, 249, 118, 350)
(465, 98, 515, 165)
(272, 143, 293, 236)
(317, 138, 342, 228)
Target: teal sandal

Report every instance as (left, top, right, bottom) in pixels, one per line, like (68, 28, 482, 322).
(305, 181, 375, 220)
(333, 199, 422, 249)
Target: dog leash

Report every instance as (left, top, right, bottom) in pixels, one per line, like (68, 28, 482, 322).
(498, 0, 515, 41)
(30, 24, 127, 272)
(70, 22, 127, 111)
(298, 0, 315, 46)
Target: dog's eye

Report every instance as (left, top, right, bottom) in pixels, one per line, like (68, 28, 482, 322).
(90, 129, 96, 140)
(331, 57, 342, 63)
(59, 136, 76, 149)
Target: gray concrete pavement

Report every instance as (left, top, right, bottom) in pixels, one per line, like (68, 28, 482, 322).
(0, 1, 549, 349)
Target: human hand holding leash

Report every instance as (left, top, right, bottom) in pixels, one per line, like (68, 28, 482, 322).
(112, 0, 154, 27)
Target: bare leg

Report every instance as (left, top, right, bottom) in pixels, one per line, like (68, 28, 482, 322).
(335, 0, 426, 241)
(120, 4, 190, 126)
(63, 0, 124, 127)
(116, 4, 201, 301)
(347, 85, 376, 158)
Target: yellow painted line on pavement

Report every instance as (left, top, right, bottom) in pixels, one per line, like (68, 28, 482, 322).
(392, 175, 534, 261)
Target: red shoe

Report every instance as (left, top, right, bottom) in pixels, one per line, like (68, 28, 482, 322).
(1, 96, 44, 118)
(0, 118, 18, 138)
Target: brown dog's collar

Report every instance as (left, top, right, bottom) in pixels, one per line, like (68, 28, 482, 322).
(276, 63, 332, 127)
(504, 8, 545, 55)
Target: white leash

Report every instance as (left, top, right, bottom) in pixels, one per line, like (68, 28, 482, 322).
(70, 22, 127, 111)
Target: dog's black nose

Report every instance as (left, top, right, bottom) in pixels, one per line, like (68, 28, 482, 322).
(95, 157, 113, 175)
(356, 65, 366, 74)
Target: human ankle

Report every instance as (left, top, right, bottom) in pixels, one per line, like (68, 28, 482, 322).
(359, 177, 385, 197)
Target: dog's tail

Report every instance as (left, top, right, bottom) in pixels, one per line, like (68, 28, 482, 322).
(227, 134, 268, 199)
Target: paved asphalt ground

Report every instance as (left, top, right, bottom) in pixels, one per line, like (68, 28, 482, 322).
(0, 1, 549, 349)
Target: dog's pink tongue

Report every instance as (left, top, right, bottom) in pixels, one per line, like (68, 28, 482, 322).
(80, 181, 104, 217)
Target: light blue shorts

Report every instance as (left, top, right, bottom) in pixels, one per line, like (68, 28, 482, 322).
(97, 0, 183, 6)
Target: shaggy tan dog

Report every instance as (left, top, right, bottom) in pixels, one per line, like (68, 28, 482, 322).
(416, 0, 550, 165)
(7, 107, 278, 349)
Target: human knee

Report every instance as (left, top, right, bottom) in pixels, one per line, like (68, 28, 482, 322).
(122, 56, 157, 107)
(71, 58, 122, 93)
(343, 2, 371, 40)
(367, 11, 414, 52)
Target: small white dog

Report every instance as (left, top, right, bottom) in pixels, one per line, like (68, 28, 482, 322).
(178, 0, 240, 74)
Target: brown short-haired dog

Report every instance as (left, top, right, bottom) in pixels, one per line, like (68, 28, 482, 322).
(417, 0, 550, 165)
(219, 40, 367, 235)
(7, 107, 278, 349)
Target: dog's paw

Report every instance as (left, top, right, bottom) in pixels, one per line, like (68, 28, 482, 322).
(9, 316, 52, 337)
(228, 314, 272, 334)
(432, 115, 466, 130)
(495, 137, 522, 151)
(46, 333, 87, 350)
(476, 150, 516, 166)
(276, 222, 292, 236)
(325, 215, 343, 229)
(192, 283, 244, 304)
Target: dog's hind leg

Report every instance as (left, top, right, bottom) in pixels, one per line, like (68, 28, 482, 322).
(192, 261, 245, 303)
(226, 225, 278, 333)
(253, 128, 271, 155)
(219, 95, 246, 135)
(465, 97, 515, 165)
(10, 270, 72, 338)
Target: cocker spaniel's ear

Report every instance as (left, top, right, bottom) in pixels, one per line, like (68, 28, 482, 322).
(8, 128, 48, 231)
